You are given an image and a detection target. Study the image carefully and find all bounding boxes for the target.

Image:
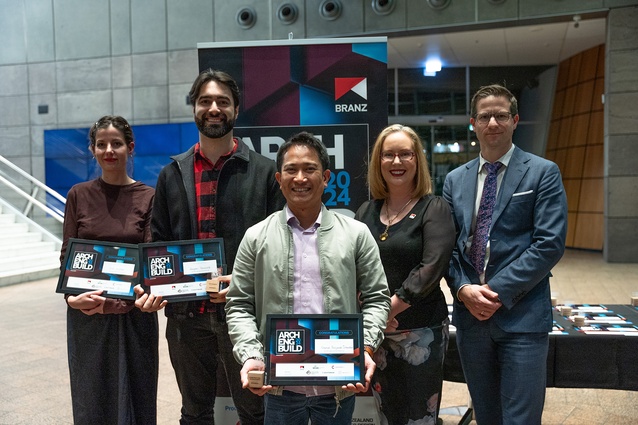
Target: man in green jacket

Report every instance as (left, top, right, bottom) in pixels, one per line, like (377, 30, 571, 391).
(226, 131, 391, 425)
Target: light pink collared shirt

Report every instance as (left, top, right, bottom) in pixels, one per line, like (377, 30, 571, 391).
(286, 206, 324, 314)
(285, 206, 333, 396)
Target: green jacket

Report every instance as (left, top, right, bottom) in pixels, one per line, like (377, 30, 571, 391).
(226, 205, 391, 398)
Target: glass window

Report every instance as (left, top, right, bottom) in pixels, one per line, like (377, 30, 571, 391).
(394, 68, 468, 116)
(412, 125, 476, 195)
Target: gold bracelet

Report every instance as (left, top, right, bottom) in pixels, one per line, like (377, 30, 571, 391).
(364, 345, 375, 358)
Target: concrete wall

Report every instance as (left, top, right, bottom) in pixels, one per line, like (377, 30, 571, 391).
(604, 5, 638, 262)
(1, 0, 638, 260)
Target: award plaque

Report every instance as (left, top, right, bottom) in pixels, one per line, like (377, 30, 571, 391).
(139, 238, 225, 303)
(264, 314, 365, 386)
(56, 238, 140, 300)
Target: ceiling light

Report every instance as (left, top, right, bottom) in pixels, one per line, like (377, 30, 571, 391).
(423, 58, 442, 76)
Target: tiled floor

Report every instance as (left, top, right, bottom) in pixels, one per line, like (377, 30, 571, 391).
(0, 249, 636, 424)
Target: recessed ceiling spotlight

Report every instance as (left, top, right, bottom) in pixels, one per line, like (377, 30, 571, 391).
(277, 3, 298, 25)
(426, 0, 450, 10)
(372, 0, 396, 16)
(236, 7, 256, 29)
(319, 0, 342, 21)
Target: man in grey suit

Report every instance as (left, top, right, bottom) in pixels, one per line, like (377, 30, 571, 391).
(443, 84, 568, 425)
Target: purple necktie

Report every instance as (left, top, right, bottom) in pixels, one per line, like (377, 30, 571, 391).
(469, 161, 503, 275)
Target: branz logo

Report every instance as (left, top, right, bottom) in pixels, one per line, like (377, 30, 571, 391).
(275, 329, 305, 354)
(148, 255, 174, 277)
(334, 77, 368, 113)
(71, 251, 96, 271)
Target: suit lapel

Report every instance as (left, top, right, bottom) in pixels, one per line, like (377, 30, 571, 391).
(492, 147, 530, 225)
(461, 158, 480, 234)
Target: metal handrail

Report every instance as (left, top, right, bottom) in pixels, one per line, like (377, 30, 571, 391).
(0, 175, 64, 223)
(0, 154, 66, 204)
(0, 154, 65, 223)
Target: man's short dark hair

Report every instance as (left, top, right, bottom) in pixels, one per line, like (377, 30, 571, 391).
(470, 84, 518, 117)
(188, 69, 240, 108)
(276, 132, 330, 172)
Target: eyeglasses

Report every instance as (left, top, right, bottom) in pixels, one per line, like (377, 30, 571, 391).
(381, 151, 415, 162)
(474, 112, 512, 124)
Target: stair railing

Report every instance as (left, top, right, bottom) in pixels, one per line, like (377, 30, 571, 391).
(0, 154, 65, 224)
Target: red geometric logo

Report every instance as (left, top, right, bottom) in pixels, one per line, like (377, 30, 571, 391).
(334, 77, 367, 101)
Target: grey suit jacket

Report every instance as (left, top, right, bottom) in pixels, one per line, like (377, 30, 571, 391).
(443, 146, 568, 333)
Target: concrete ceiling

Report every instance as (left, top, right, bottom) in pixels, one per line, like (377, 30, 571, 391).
(387, 17, 606, 69)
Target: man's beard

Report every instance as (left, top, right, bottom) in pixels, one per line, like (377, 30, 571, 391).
(195, 114, 236, 139)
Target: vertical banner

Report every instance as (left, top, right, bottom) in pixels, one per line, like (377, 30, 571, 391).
(198, 37, 388, 216)
(198, 38, 387, 424)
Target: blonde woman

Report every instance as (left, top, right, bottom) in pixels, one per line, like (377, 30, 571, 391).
(355, 124, 455, 425)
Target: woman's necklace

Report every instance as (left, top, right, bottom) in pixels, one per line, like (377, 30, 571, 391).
(379, 198, 412, 241)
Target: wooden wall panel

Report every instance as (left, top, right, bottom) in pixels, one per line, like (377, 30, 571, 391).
(568, 55, 582, 84)
(569, 113, 590, 147)
(563, 85, 578, 117)
(578, 179, 604, 213)
(572, 213, 604, 250)
(563, 179, 582, 212)
(557, 117, 572, 148)
(564, 146, 586, 179)
(566, 212, 577, 247)
(596, 45, 605, 77)
(547, 44, 604, 251)
(587, 111, 604, 145)
(574, 81, 595, 115)
(591, 78, 604, 111)
(553, 147, 568, 172)
(583, 144, 604, 178)
(579, 47, 600, 82)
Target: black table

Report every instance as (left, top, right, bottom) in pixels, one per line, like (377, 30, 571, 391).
(443, 304, 638, 391)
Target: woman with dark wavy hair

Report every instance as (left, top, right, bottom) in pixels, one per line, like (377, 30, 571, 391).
(60, 115, 158, 424)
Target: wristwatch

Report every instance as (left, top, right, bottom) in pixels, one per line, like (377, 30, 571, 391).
(246, 356, 265, 363)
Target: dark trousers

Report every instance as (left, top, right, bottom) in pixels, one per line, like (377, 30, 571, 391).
(457, 320, 549, 425)
(166, 312, 264, 425)
(264, 391, 355, 425)
(67, 306, 159, 425)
